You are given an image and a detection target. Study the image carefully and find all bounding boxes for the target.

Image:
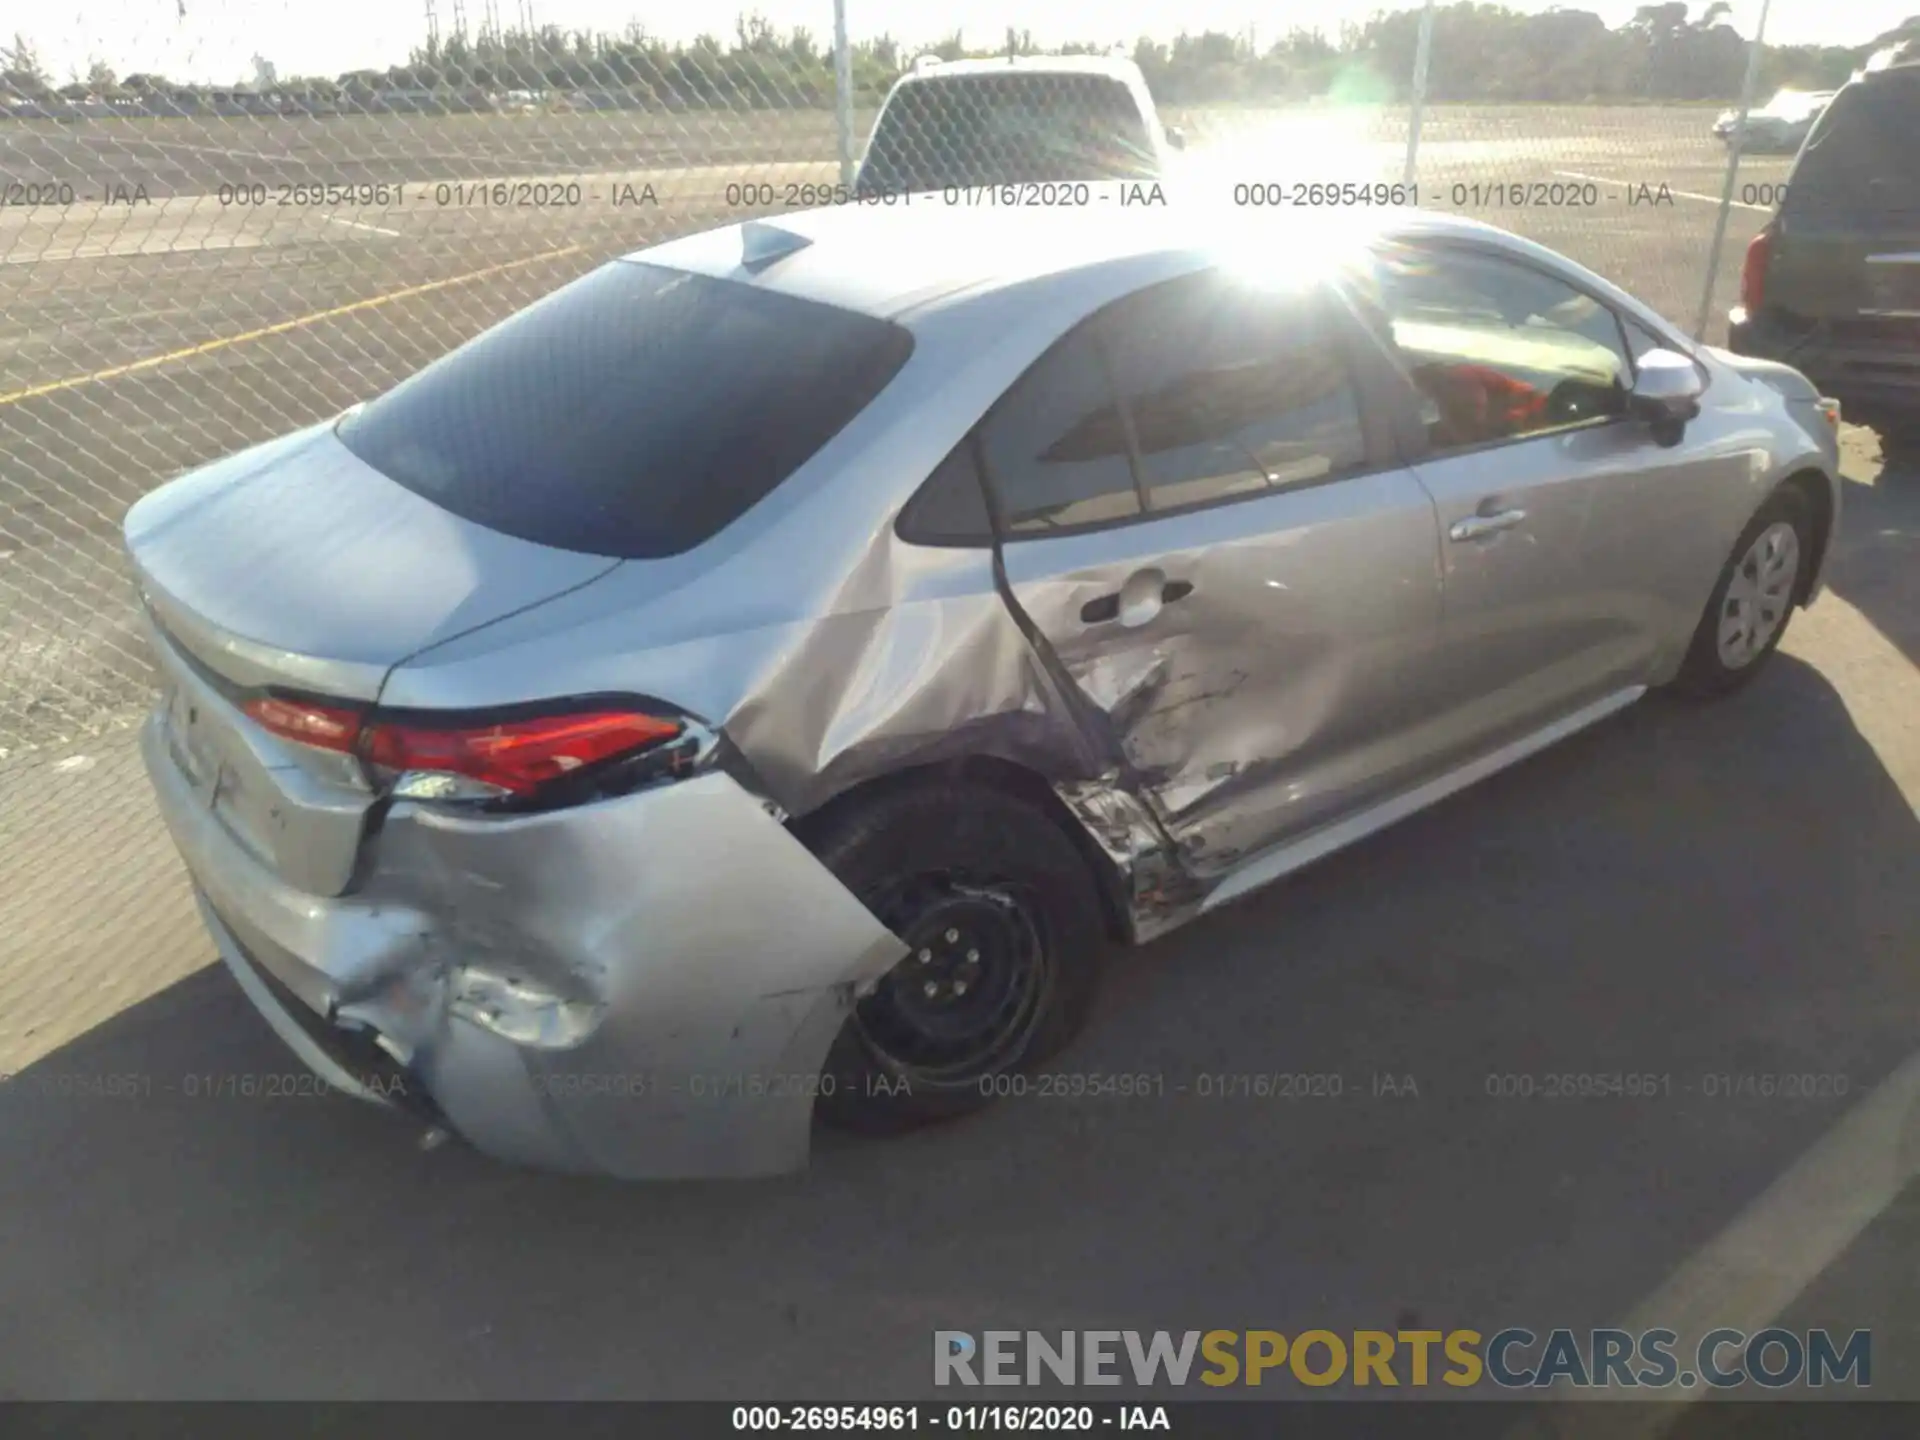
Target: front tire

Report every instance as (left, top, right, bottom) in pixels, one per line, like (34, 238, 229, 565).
(1669, 485, 1813, 699)
(802, 782, 1108, 1136)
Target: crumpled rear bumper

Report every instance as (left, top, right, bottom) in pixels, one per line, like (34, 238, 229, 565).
(142, 711, 907, 1178)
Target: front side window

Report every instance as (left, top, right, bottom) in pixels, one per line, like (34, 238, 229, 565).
(1353, 243, 1632, 453)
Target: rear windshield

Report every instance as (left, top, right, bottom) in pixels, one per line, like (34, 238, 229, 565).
(335, 261, 914, 559)
(1785, 75, 1920, 212)
(855, 73, 1154, 196)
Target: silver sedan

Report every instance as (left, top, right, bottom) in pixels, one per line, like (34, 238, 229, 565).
(126, 200, 1843, 1178)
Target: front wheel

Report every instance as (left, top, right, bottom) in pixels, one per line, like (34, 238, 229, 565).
(801, 782, 1109, 1135)
(1669, 486, 1813, 699)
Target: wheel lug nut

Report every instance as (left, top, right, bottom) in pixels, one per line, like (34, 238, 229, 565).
(923, 981, 938, 998)
(966, 949, 979, 963)
(954, 981, 969, 996)
(945, 928, 960, 943)
(917, 948, 931, 963)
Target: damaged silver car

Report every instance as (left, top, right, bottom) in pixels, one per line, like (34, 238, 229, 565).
(128, 200, 1843, 1179)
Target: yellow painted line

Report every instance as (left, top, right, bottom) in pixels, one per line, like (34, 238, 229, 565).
(0, 243, 585, 409)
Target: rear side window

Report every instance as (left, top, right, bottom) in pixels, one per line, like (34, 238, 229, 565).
(1097, 275, 1369, 510)
(898, 442, 995, 544)
(335, 261, 914, 559)
(1785, 77, 1920, 213)
(855, 73, 1154, 196)
(980, 325, 1145, 533)
(968, 272, 1371, 537)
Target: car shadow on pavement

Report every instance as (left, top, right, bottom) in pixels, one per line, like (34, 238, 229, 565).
(0, 653, 1917, 1402)
(1825, 453, 1920, 671)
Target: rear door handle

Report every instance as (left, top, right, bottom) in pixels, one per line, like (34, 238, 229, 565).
(1449, 508, 1528, 542)
(1081, 578, 1193, 625)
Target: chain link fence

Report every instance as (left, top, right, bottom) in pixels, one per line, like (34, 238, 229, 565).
(0, 1, 1836, 1064)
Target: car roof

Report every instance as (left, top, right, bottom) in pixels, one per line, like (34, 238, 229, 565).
(894, 55, 1143, 83)
(626, 201, 1522, 323)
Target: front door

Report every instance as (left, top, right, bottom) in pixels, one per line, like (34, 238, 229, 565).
(1346, 239, 1707, 754)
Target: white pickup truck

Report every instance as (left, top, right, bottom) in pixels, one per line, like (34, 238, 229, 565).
(851, 53, 1185, 199)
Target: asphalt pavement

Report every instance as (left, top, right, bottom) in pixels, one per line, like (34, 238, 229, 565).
(0, 104, 1914, 1418)
(0, 434, 1913, 1409)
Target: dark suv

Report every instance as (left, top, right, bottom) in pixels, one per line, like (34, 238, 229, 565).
(1728, 49, 1920, 448)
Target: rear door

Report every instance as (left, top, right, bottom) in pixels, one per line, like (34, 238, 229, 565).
(1769, 72, 1920, 340)
(980, 270, 1445, 876)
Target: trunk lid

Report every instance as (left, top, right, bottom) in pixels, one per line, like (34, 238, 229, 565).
(126, 421, 619, 698)
(126, 421, 619, 895)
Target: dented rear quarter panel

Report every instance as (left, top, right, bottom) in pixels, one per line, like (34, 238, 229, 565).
(377, 255, 1219, 818)
(137, 208, 1849, 1181)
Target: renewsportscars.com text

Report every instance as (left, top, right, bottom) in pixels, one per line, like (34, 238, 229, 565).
(934, 1328, 1871, 1390)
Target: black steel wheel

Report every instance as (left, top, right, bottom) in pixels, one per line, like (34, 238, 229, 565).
(801, 781, 1108, 1135)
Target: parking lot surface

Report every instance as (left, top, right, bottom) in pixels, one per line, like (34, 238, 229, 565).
(1, 105, 1915, 1413)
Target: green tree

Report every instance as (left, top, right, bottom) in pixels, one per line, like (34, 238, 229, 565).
(2, 32, 51, 96)
(67, 5, 1920, 112)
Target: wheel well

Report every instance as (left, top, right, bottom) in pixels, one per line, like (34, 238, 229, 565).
(787, 757, 1137, 944)
(1781, 468, 1832, 605)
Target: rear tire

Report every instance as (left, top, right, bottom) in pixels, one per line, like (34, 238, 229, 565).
(1669, 486, 1813, 700)
(803, 782, 1108, 1136)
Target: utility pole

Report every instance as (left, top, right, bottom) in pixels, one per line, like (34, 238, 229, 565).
(1403, 0, 1436, 188)
(1694, 0, 1774, 339)
(834, 0, 854, 186)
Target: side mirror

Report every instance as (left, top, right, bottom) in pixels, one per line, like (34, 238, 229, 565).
(1628, 348, 1704, 445)
(1165, 125, 1186, 151)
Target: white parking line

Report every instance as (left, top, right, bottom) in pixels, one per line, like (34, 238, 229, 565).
(1530, 1051, 1920, 1438)
(1554, 169, 1772, 213)
(1526, 616, 1920, 1440)
(92, 134, 296, 166)
(324, 215, 403, 237)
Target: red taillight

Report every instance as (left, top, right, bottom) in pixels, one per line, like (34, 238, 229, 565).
(361, 710, 682, 796)
(1740, 226, 1774, 313)
(243, 696, 364, 753)
(243, 697, 683, 797)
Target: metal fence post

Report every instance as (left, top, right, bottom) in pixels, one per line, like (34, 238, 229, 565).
(1694, 0, 1774, 340)
(1404, 0, 1436, 188)
(834, 0, 856, 187)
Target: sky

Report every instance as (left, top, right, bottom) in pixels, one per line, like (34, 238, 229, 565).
(8, 0, 1912, 87)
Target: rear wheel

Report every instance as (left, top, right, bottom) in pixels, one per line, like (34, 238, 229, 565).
(803, 782, 1108, 1135)
(1669, 486, 1813, 699)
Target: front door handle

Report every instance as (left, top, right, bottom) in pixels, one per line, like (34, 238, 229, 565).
(1449, 508, 1528, 543)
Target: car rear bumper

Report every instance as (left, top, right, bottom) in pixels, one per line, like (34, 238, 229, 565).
(140, 709, 905, 1179)
(1728, 309, 1920, 423)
